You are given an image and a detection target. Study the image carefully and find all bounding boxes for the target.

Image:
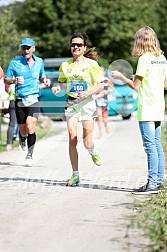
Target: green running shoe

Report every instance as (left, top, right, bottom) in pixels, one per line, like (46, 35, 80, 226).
(66, 174, 80, 187)
(91, 153, 102, 166)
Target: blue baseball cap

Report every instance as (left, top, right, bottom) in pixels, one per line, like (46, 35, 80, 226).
(20, 38, 35, 47)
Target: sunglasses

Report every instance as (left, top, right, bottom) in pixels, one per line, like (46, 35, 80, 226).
(71, 43, 84, 48)
(21, 46, 32, 50)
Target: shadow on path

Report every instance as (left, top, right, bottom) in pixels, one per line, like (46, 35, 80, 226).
(0, 176, 133, 192)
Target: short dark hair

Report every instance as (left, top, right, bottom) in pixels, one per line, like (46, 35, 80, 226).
(70, 32, 88, 46)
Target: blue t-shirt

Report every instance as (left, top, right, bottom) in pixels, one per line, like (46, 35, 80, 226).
(5, 54, 45, 98)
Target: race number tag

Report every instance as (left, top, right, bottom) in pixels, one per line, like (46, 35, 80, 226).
(70, 81, 88, 93)
(22, 94, 38, 106)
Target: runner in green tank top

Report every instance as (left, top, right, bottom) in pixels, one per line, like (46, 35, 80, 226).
(52, 32, 104, 186)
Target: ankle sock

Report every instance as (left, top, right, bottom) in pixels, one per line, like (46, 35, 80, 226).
(88, 148, 96, 155)
(73, 171, 79, 176)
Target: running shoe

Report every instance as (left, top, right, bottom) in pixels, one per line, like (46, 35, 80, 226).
(19, 137, 27, 151)
(157, 184, 165, 192)
(24, 154, 33, 167)
(6, 144, 13, 151)
(91, 153, 102, 166)
(132, 183, 159, 195)
(66, 174, 80, 187)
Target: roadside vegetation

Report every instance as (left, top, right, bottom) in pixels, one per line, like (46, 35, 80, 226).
(134, 185, 167, 252)
(1, 0, 167, 71)
(0, 116, 66, 152)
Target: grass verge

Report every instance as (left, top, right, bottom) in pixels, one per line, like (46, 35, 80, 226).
(0, 119, 66, 152)
(134, 188, 167, 252)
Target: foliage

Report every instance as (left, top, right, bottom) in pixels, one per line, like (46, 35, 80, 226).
(0, 119, 65, 152)
(0, 7, 29, 70)
(135, 188, 167, 252)
(162, 123, 167, 153)
(0, 8, 19, 70)
(0, 6, 31, 71)
(10, 0, 161, 69)
(157, 0, 167, 56)
(0, 0, 165, 71)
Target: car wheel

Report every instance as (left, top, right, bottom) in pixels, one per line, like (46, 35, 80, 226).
(122, 114, 131, 120)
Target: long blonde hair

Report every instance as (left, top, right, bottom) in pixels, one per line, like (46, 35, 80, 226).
(131, 26, 163, 57)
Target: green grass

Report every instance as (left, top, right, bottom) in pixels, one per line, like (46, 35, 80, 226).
(135, 188, 167, 252)
(0, 120, 66, 152)
(162, 124, 167, 153)
(164, 93, 167, 110)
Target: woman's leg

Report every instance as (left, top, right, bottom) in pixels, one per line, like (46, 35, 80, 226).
(82, 119, 102, 166)
(7, 100, 16, 145)
(97, 108, 103, 138)
(67, 117, 78, 171)
(139, 121, 158, 186)
(103, 109, 110, 134)
(82, 118, 95, 150)
(155, 122, 165, 185)
(66, 117, 80, 186)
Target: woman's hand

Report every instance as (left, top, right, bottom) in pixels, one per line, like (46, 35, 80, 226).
(111, 70, 124, 80)
(92, 94, 97, 100)
(77, 91, 90, 99)
(52, 85, 61, 95)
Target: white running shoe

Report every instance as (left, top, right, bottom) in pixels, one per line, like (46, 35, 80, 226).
(24, 154, 33, 167)
(6, 144, 13, 151)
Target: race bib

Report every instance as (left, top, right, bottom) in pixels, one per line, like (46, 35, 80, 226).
(22, 94, 38, 106)
(70, 80, 88, 93)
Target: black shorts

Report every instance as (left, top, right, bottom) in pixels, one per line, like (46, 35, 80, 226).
(15, 99, 41, 124)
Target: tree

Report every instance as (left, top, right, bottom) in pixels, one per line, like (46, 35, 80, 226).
(6, 0, 163, 70)
(157, 0, 167, 56)
(0, 8, 18, 70)
(0, 6, 31, 70)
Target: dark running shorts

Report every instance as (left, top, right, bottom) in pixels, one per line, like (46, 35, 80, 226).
(15, 99, 41, 124)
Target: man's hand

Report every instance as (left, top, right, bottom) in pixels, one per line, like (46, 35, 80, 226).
(15, 76, 24, 85)
(43, 78, 51, 87)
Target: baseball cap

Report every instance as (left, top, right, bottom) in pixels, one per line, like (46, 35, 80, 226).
(20, 38, 35, 47)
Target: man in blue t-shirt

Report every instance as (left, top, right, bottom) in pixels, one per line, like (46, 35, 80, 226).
(4, 38, 51, 167)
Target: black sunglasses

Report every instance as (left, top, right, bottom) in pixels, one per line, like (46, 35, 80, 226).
(21, 46, 32, 50)
(71, 43, 84, 48)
